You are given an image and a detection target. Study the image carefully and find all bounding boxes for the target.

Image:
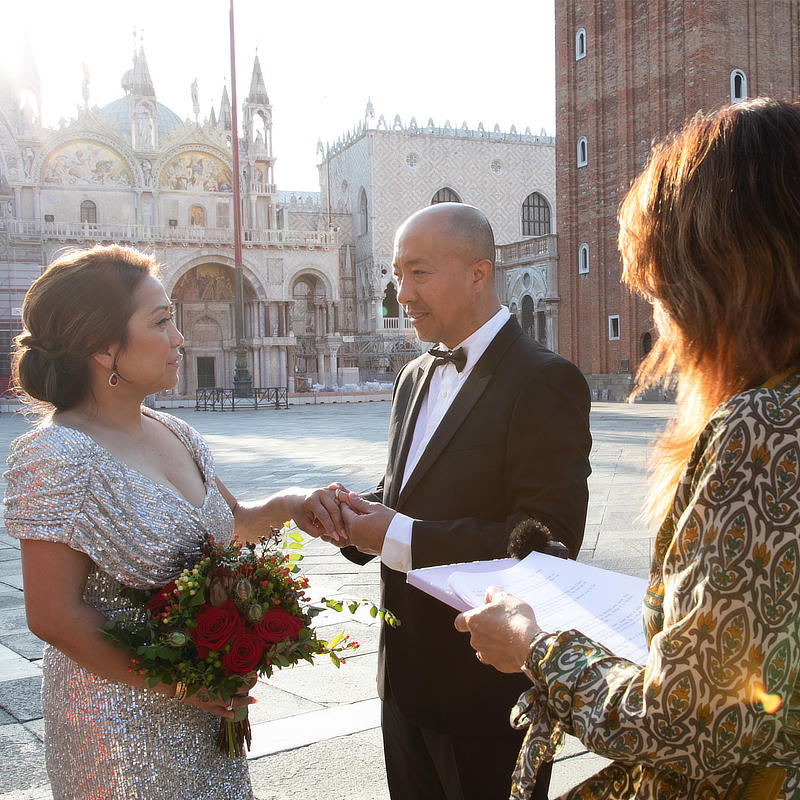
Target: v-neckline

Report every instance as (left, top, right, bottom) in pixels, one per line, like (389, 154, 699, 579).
(48, 408, 212, 511)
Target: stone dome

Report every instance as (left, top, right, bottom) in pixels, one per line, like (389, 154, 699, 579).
(99, 97, 183, 145)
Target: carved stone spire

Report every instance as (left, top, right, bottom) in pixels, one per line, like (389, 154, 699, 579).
(247, 56, 269, 105)
(218, 84, 232, 131)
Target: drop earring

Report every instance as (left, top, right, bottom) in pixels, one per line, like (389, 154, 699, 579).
(108, 371, 119, 388)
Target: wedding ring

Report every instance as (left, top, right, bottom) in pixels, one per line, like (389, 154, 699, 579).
(335, 488, 343, 501)
(227, 700, 234, 711)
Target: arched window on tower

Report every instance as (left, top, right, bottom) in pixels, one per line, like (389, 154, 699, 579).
(522, 192, 551, 236)
(578, 243, 589, 274)
(575, 28, 587, 60)
(641, 331, 653, 357)
(80, 200, 97, 225)
(359, 188, 369, 235)
(730, 69, 747, 103)
(431, 187, 462, 205)
(577, 137, 588, 167)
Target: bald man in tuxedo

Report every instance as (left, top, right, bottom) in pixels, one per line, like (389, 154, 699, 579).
(333, 203, 591, 800)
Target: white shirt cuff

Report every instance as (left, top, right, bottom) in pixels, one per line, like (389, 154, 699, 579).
(381, 513, 414, 573)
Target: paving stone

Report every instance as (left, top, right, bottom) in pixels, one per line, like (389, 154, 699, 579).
(248, 727, 390, 800)
(0, 632, 43, 661)
(0, 724, 49, 793)
(0, 593, 25, 611)
(0, 607, 29, 637)
(0, 676, 42, 722)
(248, 683, 324, 726)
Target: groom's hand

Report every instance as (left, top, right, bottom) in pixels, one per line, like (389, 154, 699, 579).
(290, 483, 351, 545)
(340, 492, 396, 556)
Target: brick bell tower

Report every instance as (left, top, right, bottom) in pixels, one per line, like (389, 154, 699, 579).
(555, 1, 800, 397)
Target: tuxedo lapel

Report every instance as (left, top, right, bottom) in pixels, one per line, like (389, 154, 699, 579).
(385, 358, 438, 508)
(397, 318, 522, 508)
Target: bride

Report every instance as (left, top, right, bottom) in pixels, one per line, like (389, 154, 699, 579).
(4, 245, 346, 800)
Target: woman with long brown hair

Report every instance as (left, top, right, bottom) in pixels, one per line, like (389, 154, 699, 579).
(4, 245, 345, 799)
(455, 98, 800, 799)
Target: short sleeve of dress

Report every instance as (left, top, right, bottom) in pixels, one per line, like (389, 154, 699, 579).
(4, 425, 92, 548)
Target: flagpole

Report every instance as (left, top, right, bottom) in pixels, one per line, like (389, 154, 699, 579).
(229, 0, 252, 395)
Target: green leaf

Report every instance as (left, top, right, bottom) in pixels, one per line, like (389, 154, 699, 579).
(289, 531, 303, 543)
(328, 631, 343, 649)
(369, 606, 378, 618)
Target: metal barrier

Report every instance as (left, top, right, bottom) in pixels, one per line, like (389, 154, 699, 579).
(195, 387, 288, 411)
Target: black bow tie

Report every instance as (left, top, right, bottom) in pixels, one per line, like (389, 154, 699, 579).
(428, 346, 467, 373)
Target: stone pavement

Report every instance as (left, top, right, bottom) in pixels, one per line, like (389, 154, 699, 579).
(0, 400, 675, 800)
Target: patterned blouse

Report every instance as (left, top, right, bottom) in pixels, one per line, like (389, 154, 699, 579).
(511, 373, 800, 799)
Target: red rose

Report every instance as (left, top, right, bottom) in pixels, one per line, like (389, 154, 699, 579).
(145, 581, 176, 614)
(221, 631, 264, 676)
(254, 608, 304, 645)
(191, 600, 244, 658)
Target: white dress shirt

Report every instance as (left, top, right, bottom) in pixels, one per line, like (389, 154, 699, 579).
(381, 306, 511, 572)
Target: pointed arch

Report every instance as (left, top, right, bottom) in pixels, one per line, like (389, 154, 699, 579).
(431, 187, 461, 204)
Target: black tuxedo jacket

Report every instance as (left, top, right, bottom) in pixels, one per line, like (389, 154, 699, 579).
(345, 317, 591, 733)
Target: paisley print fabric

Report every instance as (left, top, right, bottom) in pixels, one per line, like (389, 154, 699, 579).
(512, 374, 800, 799)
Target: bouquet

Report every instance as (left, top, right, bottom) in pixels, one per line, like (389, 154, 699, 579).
(103, 526, 397, 757)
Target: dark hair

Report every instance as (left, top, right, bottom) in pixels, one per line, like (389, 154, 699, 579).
(618, 97, 800, 521)
(12, 245, 156, 411)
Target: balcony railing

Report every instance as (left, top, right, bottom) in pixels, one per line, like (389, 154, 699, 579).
(495, 234, 557, 267)
(4, 219, 336, 248)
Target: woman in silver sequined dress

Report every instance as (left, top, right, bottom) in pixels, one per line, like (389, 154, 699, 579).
(4, 246, 347, 800)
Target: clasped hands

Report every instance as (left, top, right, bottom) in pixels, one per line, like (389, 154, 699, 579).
(295, 483, 395, 556)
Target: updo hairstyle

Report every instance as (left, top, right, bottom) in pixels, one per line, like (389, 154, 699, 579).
(12, 245, 156, 411)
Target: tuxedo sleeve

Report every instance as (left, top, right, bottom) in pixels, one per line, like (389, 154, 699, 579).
(340, 480, 384, 566)
(411, 359, 591, 567)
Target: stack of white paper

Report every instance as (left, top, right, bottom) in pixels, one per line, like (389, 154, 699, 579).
(408, 552, 649, 664)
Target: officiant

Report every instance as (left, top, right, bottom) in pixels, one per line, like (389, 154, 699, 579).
(335, 202, 592, 800)
(455, 99, 800, 800)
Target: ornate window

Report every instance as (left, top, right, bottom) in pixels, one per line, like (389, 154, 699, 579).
(431, 187, 461, 205)
(80, 200, 97, 224)
(359, 188, 369, 235)
(575, 28, 587, 60)
(578, 243, 589, 274)
(522, 192, 551, 236)
(577, 137, 588, 167)
(730, 69, 747, 103)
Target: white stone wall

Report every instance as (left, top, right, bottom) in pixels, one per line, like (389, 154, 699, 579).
(321, 122, 556, 334)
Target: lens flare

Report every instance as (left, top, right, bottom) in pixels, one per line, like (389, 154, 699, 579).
(752, 683, 782, 715)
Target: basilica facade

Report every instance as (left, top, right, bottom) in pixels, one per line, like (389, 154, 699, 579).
(0, 44, 559, 397)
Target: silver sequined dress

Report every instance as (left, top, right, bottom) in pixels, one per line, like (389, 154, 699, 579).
(4, 408, 253, 800)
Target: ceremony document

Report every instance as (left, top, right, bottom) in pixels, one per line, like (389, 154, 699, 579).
(408, 552, 649, 664)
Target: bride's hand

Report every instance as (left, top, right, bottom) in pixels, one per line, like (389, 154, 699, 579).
(181, 674, 257, 719)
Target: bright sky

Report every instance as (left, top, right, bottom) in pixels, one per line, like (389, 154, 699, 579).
(3, 0, 556, 191)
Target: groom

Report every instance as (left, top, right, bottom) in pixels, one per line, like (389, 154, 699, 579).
(325, 203, 591, 800)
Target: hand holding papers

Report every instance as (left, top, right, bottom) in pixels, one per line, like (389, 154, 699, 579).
(409, 552, 649, 664)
